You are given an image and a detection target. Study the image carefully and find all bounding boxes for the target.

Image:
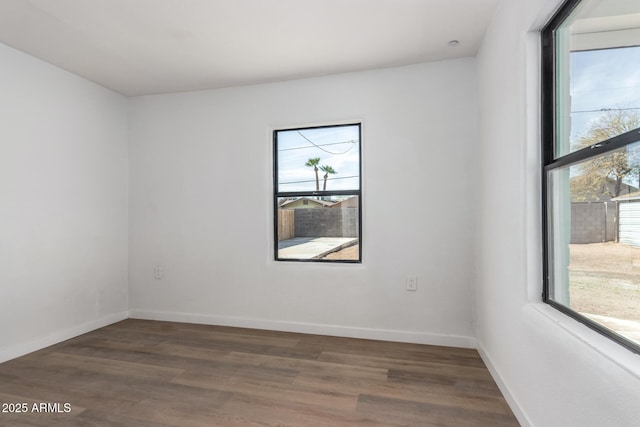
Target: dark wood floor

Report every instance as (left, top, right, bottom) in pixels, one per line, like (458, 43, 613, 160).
(0, 319, 519, 426)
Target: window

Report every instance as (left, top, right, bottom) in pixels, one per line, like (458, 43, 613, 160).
(542, 0, 640, 353)
(273, 123, 362, 262)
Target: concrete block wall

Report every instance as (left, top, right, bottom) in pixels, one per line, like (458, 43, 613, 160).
(294, 208, 358, 238)
(571, 202, 617, 244)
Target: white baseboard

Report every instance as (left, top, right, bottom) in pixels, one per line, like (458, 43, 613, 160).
(129, 309, 477, 349)
(0, 311, 129, 363)
(477, 343, 532, 427)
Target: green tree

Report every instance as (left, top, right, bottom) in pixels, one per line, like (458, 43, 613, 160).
(305, 157, 321, 191)
(319, 165, 337, 191)
(571, 110, 640, 201)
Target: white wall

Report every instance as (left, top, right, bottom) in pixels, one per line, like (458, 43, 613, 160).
(128, 59, 479, 347)
(0, 43, 129, 362)
(476, 1, 640, 426)
(3, 3, 638, 423)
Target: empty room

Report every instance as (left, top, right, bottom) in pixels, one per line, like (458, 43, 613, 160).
(1, 0, 639, 426)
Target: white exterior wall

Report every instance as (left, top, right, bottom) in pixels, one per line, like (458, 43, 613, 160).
(475, 1, 640, 426)
(128, 59, 480, 347)
(618, 201, 640, 247)
(0, 43, 129, 362)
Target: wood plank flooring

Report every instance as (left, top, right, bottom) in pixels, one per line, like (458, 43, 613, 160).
(0, 319, 519, 426)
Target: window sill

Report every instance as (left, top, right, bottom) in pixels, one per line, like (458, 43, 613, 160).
(526, 303, 640, 379)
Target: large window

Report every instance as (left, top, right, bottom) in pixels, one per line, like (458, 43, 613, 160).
(542, 0, 640, 353)
(273, 123, 361, 262)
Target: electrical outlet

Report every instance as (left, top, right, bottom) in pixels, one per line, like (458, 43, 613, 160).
(154, 266, 163, 280)
(406, 275, 417, 291)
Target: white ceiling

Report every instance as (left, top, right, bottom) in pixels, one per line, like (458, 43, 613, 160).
(0, 0, 499, 96)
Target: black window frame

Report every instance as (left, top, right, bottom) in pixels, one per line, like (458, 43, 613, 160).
(273, 123, 362, 263)
(541, 0, 640, 354)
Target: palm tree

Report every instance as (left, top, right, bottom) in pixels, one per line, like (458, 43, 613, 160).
(305, 157, 321, 191)
(319, 165, 337, 191)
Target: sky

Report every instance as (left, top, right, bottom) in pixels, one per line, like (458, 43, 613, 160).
(569, 45, 640, 144)
(567, 45, 640, 187)
(276, 124, 360, 193)
(274, 43, 640, 194)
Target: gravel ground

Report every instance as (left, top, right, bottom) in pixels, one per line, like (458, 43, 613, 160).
(568, 242, 640, 321)
(326, 242, 640, 321)
(326, 242, 639, 342)
(322, 244, 359, 260)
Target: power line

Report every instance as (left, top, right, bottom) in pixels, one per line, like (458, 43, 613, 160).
(280, 175, 359, 185)
(296, 131, 357, 155)
(279, 140, 356, 152)
(572, 107, 640, 114)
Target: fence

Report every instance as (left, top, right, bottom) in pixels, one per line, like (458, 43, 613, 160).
(277, 207, 358, 240)
(278, 209, 295, 241)
(570, 202, 617, 244)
